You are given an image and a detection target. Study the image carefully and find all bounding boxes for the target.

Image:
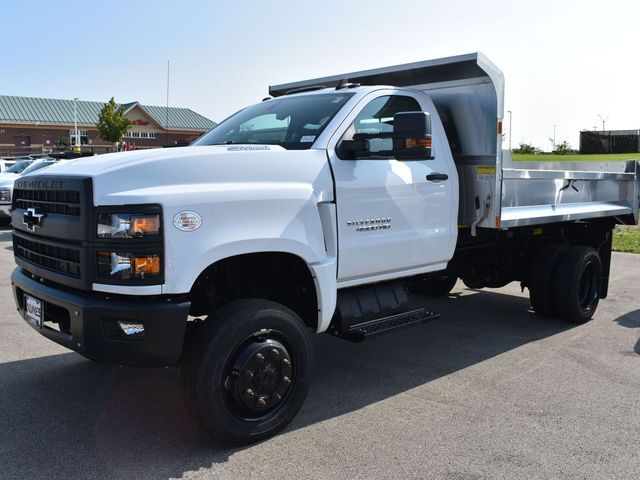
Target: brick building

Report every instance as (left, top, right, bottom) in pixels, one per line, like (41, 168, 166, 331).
(0, 95, 217, 156)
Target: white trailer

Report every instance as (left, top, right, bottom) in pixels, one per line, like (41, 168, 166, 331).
(10, 53, 639, 444)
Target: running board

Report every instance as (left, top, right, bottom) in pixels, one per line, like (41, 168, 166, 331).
(332, 308, 440, 342)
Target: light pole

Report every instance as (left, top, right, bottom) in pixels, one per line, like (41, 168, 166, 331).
(507, 110, 512, 151)
(73, 98, 80, 152)
(597, 114, 608, 133)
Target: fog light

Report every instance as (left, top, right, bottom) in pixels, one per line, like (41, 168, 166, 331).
(118, 321, 144, 336)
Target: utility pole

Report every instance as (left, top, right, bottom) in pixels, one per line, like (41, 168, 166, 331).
(73, 98, 80, 152)
(507, 110, 512, 151)
(597, 114, 608, 133)
(165, 60, 170, 146)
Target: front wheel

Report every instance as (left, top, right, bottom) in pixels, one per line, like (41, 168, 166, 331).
(181, 299, 314, 445)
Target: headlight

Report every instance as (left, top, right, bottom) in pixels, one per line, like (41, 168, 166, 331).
(0, 188, 11, 203)
(97, 251, 161, 280)
(97, 213, 160, 238)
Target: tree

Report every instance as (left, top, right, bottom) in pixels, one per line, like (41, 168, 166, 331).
(514, 142, 542, 155)
(553, 140, 573, 155)
(96, 98, 132, 150)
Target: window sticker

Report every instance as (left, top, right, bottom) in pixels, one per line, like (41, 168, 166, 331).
(300, 135, 316, 143)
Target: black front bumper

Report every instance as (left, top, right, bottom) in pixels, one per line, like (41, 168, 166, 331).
(12, 268, 191, 367)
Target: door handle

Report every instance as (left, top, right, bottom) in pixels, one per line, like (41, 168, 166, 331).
(426, 173, 448, 182)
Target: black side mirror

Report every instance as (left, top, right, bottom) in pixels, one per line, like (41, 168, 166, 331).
(337, 111, 433, 160)
(391, 112, 432, 160)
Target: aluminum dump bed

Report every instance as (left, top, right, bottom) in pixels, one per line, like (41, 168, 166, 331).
(270, 52, 640, 230)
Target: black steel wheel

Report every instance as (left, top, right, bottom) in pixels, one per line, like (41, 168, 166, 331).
(528, 244, 568, 317)
(222, 332, 294, 419)
(553, 246, 603, 323)
(181, 299, 313, 445)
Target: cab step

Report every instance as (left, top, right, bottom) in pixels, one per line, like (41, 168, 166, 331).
(333, 307, 440, 342)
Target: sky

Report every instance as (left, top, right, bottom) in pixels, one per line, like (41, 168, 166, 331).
(1, 0, 637, 151)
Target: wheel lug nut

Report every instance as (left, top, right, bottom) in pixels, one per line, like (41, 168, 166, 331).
(270, 349, 280, 360)
(255, 353, 265, 362)
(244, 370, 254, 380)
(282, 358, 291, 367)
(244, 388, 256, 399)
(282, 376, 291, 385)
(257, 397, 267, 408)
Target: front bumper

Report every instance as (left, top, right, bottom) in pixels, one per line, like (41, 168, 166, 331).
(11, 268, 190, 367)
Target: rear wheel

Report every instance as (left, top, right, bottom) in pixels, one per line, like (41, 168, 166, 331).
(553, 246, 602, 323)
(528, 244, 568, 317)
(413, 274, 458, 297)
(181, 299, 314, 445)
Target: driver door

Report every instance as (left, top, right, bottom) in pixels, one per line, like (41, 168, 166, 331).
(328, 91, 457, 285)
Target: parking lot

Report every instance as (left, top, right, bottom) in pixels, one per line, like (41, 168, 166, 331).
(0, 226, 638, 480)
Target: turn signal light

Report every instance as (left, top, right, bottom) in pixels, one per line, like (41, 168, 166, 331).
(133, 256, 160, 276)
(97, 251, 162, 280)
(404, 137, 432, 149)
(131, 216, 160, 236)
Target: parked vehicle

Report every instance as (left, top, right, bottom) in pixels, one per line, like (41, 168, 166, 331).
(0, 159, 33, 179)
(0, 159, 67, 225)
(9, 53, 639, 444)
(0, 155, 33, 171)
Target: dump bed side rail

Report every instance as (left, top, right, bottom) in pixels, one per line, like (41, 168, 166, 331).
(499, 152, 639, 228)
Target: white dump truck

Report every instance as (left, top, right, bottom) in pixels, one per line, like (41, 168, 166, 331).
(10, 53, 639, 444)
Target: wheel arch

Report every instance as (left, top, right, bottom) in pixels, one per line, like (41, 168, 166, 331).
(188, 250, 334, 332)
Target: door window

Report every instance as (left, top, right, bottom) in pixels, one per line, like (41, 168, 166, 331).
(339, 95, 421, 157)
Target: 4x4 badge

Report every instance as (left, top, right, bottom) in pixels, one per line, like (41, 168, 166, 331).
(23, 207, 46, 231)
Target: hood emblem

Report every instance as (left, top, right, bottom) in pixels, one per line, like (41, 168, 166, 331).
(23, 207, 46, 231)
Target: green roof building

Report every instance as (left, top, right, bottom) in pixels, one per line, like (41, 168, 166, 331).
(0, 95, 217, 156)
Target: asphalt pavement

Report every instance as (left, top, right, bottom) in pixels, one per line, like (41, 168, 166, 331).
(0, 225, 638, 480)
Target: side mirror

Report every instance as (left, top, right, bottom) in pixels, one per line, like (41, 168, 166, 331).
(391, 112, 433, 160)
(337, 111, 433, 160)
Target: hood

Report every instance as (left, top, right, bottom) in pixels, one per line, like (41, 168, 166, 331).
(42, 145, 334, 207)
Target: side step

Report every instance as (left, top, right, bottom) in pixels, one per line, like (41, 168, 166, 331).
(333, 307, 440, 342)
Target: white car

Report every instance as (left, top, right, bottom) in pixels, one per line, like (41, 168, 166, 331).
(0, 159, 68, 225)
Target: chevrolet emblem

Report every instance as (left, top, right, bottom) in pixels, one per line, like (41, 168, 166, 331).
(23, 207, 46, 231)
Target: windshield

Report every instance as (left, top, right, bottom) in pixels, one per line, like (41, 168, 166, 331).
(21, 161, 55, 175)
(194, 92, 355, 150)
(5, 161, 32, 174)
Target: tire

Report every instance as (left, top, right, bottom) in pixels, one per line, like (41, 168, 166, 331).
(181, 299, 314, 445)
(414, 274, 458, 297)
(553, 246, 603, 323)
(461, 276, 483, 289)
(529, 244, 568, 317)
(0, 217, 11, 227)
